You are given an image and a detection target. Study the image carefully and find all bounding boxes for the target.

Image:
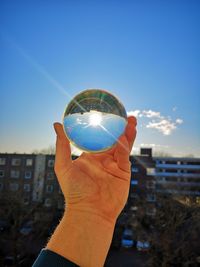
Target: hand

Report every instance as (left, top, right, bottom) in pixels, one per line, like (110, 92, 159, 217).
(54, 116, 137, 223)
(47, 116, 137, 267)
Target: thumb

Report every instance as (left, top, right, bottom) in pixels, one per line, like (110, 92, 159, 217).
(54, 122, 72, 176)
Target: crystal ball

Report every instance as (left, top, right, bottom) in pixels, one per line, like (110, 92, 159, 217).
(63, 89, 127, 153)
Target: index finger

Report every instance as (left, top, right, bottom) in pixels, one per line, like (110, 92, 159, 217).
(125, 116, 137, 152)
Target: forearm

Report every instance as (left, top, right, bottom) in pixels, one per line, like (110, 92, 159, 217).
(46, 209, 115, 267)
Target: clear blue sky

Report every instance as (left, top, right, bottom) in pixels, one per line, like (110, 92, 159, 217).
(0, 0, 200, 157)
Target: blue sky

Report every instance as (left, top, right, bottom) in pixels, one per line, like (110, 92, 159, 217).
(0, 0, 200, 157)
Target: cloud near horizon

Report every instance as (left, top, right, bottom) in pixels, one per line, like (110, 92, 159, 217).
(127, 109, 183, 135)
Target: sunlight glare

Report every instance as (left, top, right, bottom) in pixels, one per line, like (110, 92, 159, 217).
(89, 112, 102, 127)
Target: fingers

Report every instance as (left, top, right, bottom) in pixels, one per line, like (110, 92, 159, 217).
(114, 135, 131, 172)
(114, 116, 137, 172)
(54, 122, 72, 176)
(125, 116, 137, 152)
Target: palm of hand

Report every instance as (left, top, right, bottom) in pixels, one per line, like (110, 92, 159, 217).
(54, 116, 136, 223)
(58, 152, 131, 221)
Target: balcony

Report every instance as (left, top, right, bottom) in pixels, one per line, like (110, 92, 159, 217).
(155, 172, 200, 178)
(156, 163, 200, 170)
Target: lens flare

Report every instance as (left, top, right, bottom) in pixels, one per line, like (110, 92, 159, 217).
(63, 89, 127, 153)
(89, 111, 102, 127)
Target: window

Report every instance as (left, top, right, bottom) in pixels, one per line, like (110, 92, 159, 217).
(48, 159, 54, 168)
(147, 194, 156, 202)
(46, 185, 53, 193)
(47, 172, 54, 180)
(24, 171, 32, 179)
(130, 193, 138, 199)
(10, 183, 19, 191)
(0, 183, 3, 191)
(130, 206, 138, 211)
(131, 180, 138, 185)
(0, 158, 6, 165)
(146, 207, 156, 216)
(0, 170, 5, 178)
(44, 198, 52, 207)
(23, 197, 30, 205)
(11, 158, 21, 166)
(131, 167, 139, 173)
(24, 184, 31, 192)
(10, 170, 20, 178)
(147, 168, 155, 175)
(58, 187, 62, 194)
(146, 180, 156, 189)
(26, 159, 33, 166)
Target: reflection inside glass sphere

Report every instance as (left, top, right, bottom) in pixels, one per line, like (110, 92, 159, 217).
(63, 89, 127, 153)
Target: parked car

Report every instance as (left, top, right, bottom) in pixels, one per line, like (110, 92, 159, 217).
(136, 240, 150, 252)
(19, 220, 33, 235)
(121, 229, 134, 248)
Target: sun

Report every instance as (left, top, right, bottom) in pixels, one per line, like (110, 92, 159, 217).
(89, 112, 102, 127)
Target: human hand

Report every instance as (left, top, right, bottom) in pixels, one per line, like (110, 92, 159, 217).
(54, 116, 137, 223)
(47, 116, 137, 267)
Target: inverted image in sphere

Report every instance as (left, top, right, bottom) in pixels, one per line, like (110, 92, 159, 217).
(63, 89, 127, 153)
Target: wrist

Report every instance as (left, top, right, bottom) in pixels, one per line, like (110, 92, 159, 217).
(46, 209, 116, 267)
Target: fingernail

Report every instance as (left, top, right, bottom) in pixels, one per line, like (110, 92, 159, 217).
(129, 116, 137, 126)
(53, 123, 59, 135)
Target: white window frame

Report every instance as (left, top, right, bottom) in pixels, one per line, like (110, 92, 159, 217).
(147, 194, 156, 202)
(10, 183, 19, 191)
(24, 184, 31, 192)
(46, 185, 53, 193)
(23, 197, 30, 205)
(44, 198, 52, 207)
(10, 170, 20, 178)
(26, 159, 33, 166)
(11, 158, 21, 166)
(48, 159, 54, 168)
(0, 158, 6, 165)
(146, 180, 156, 189)
(24, 171, 32, 179)
(47, 172, 54, 180)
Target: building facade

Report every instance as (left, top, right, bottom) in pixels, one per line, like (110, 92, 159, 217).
(0, 153, 64, 214)
(0, 151, 200, 222)
(155, 157, 200, 202)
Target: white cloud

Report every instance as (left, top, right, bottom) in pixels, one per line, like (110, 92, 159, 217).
(127, 109, 183, 136)
(127, 110, 140, 118)
(140, 143, 169, 148)
(141, 110, 161, 118)
(176, 118, 183, 124)
(146, 119, 178, 135)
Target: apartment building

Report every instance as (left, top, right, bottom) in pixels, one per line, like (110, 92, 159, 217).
(0, 154, 36, 205)
(129, 148, 157, 219)
(0, 153, 64, 214)
(154, 157, 200, 202)
(1, 151, 200, 221)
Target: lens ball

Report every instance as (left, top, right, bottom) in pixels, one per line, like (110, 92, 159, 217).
(63, 89, 127, 153)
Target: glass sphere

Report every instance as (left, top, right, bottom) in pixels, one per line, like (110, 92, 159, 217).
(63, 89, 127, 153)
